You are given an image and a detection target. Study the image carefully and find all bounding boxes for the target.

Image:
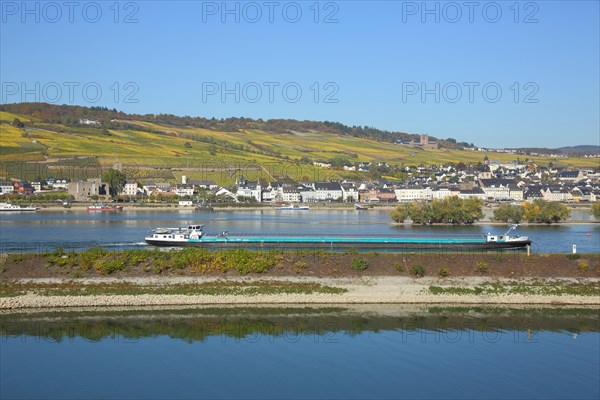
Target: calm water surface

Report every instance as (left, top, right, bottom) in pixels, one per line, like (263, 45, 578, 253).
(1, 306, 599, 399)
(1, 210, 599, 253)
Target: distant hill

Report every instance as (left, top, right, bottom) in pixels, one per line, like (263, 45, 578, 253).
(556, 145, 600, 155)
(511, 145, 600, 156)
(0, 102, 596, 185)
(0, 102, 473, 150)
(0, 103, 438, 146)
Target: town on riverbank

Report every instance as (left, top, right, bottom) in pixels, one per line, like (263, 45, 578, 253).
(3, 162, 600, 208)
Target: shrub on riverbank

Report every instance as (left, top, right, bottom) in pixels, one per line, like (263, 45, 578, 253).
(475, 261, 488, 274)
(410, 264, 425, 277)
(592, 202, 600, 220)
(493, 204, 524, 223)
(43, 248, 282, 276)
(350, 257, 369, 271)
(523, 200, 571, 223)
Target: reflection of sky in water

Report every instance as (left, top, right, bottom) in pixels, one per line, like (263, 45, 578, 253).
(2, 307, 599, 400)
(1, 210, 599, 253)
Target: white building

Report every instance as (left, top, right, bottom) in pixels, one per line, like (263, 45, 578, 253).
(313, 162, 332, 169)
(479, 179, 515, 201)
(175, 184, 195, 197)
(394, 186, 432, 202)
(342, 183, 358, 202)
(79, 118, 101, 126)
(188, 179, 218, 190)
(0, 182, 14, 195)
(431, 187, 459, 200)
(281, 187, 301, 203)
(236, 177, 262, 202)
(215, 187, 237, 201)
(557, 170, 585, 182)
(543, 187, 570, 202)
(121, 180, 139, 196)
(143, 182, 172, 194)
(508, 185, 524, 201)
(48, 179, 68, 189)
(300, 182, 343, 202)
(458, 188, 486, 200)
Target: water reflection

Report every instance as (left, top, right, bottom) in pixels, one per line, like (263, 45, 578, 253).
(2, 305, 599, 400)
(2, 305, 599, 344)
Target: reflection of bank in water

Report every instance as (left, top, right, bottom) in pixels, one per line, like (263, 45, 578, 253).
(2, 305, 598, 343)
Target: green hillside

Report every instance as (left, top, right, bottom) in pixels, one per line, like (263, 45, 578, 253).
(0, 104, 597, 185)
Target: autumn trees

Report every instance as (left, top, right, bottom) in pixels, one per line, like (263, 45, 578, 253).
(493, 199, 571, 224)
(390, 197, 484, 224)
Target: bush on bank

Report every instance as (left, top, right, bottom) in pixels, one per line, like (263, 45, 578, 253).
(591, 202, 600, 220)
(390, 197, 484, 224)
(493, 200, 571, 224)
(44, 248, 282, 275)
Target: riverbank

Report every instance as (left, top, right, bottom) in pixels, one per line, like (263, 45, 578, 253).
(2, 250, 599, 279)
(1, 250, 598, 309)
(1, 276, 598, 309)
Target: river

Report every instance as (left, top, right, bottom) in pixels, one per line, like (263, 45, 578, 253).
(1, 305, 598, 399)
(1, 209, 598, 253)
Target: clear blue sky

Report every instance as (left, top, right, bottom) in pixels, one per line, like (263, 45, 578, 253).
(1, 0, 599, 148)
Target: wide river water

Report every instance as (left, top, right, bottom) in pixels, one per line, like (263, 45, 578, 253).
(1, 212, 599, 399)
(0, 209, 599, 253)
(1, 305, 599, 399)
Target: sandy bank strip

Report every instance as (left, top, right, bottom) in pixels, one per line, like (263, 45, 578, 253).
(2, 276, 599, 309)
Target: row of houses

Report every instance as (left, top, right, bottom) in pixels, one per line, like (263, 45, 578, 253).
(1, 181, 36, 195)
(4, 161, 599, 204)
(0, 179, 70, 196)
(58, 173, 600, 204)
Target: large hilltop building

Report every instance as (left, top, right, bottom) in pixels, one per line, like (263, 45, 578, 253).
(396, 134, 439, 149)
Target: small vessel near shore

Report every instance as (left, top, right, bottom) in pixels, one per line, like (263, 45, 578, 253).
(195, 202, 214, 212)
(87, 203, 123, 212)
(145, 224, 531, 250)
(0, 202, 38, 212)
(276, 204, 310, 211)
(355, 203, 369, 210)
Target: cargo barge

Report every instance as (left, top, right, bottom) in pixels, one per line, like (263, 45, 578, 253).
(145, 224, 531, 250)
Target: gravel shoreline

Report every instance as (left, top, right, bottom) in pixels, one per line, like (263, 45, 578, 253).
(2, 276, 598, 309)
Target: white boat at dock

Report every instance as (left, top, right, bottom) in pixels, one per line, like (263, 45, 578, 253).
(275, 204, 310, 211)
(0, 202, 38, 212)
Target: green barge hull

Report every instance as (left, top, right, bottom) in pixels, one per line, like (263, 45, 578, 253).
(146, 236, 531, 250)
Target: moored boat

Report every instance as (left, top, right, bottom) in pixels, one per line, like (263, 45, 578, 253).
(195, 202, 214, 212)
(276, 204, 310, 211)
(355, 203, 369, 210)
(0, 202, 38, 212)
(87, 203, 123, 212)
(145, 224, 531, 250)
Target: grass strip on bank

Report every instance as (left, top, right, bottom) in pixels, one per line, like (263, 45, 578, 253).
(0, 281, 348, 298)
(15, 247, 286, 276)
(429, 281, 600, 297)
